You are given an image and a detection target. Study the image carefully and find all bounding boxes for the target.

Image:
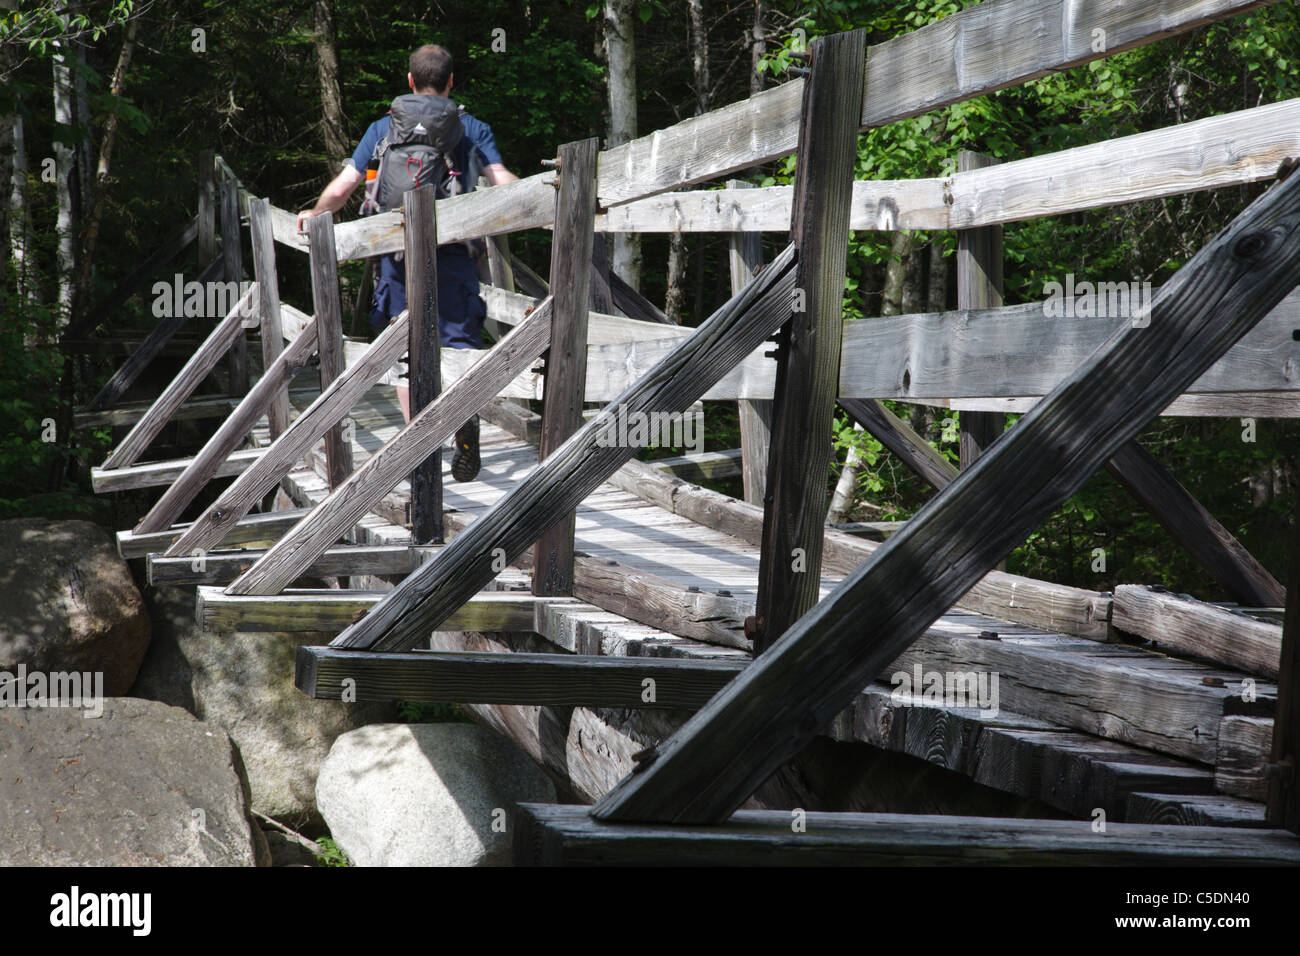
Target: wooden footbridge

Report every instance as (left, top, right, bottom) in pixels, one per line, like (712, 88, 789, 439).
(83, 0, 1300, 864)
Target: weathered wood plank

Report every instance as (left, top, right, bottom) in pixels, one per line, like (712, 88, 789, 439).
(755, 30, 866, 651)
(133, 319, 319, 534)
(220, 179, 250, 398)
(838, 398, 958, 492)
(404, 185, 443, 542)
(591, 156, 1300, 824)
(307, 211, 353, 490)
(117, 506, 314, 558)
(910, 392, 1300, 418)
(727, 180, 770, 508)
(1113, 586, 1282, 679)
(956, 151, 1004, 471)
(76, 394, 243, 430)
(1268, 492, 1300, 832)
(101, 283, 256, 470)
(249, 198, 291, 438)
(1106, 444, 1285, 606)
(1126, 791, 1267, 828)
(329, 244, 798, 651)
(164, 316, 410, 559)
(93, 446, 264, 494)
(1218, 714, 1273, 802)
(226, 301, 555, 595)
(296, 646, 743, 708)
(150, 544, 426, 586)
(608, 269, 673, 325)
(516, 804, 1300, 866)
(535, 139, 599, 597)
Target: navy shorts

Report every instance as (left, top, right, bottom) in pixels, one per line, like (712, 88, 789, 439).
(370, 246, 486, 350)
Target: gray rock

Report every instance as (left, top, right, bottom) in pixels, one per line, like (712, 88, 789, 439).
(0, 697, 268, 866)
(317, 722, 556, 866)
(0, 518, 150, 695)
(131, 586, 395, 826)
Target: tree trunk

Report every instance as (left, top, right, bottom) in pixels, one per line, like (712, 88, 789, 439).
(750, 0, 767, 95)
(880, 230, 913, 316)
(77, 17, 140, 318)
(665, 233, 686, 322)
(312, 0, 350, 166)
(926, 236, 949, 312)
(827, 422, 864, 524)
(688, 0, 711, 115)
(9, 112, 38, 309)
(52, 33, 78, 330)
(603, 0, 640, 292)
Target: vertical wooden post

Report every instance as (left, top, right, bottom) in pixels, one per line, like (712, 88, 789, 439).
(533, 138, 599, 597)
(752, 30, 866, 653)
(486, 234, 516, 293)
(1268, 505, 1300, 834)
(590, 233, 614, 315)
(248, 198, 290, 440)
(220, 179, 249, 397)
(404, 184, 443, 544)
(307, 211, 354, 489)
(197, 149, 217, 273)
(727, 180, 771, 507)
(956, 151, 1004, 469)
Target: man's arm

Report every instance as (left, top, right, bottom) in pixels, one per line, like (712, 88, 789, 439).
(483, 163, 518, 186)
(297, 165, 364, 232)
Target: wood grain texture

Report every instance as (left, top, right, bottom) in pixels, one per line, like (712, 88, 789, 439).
(220, 179, 250, 397)
(516, 804, 1300, 866)
(307, 211, 353, 490)
(150, 544, 424, 586)
(592, 157, 1300, 824)
(133, 318, 319, 534)
(404, 185, 442, 543)
(755, 30, 866, 650)
(92, 445, 264, 494)
(328, 244, 798, 651)
(165, 316, 411, 559)
(225, 301, 554, 595)
(117, 506, 314, 558)
(956, 151, 1004, 471)
(838, 398, 958, 492)
(1219, 714, 1273, 802)
(535, 140, 599, 597)
(727, 180, 771, 508)
(249, 198, 291, 438)
(101, 283, 256, 469)
(296, 646, 743, 709)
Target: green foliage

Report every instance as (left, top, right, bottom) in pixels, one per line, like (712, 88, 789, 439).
(313, 837, 351, 867)
(396, 700, 470, 724)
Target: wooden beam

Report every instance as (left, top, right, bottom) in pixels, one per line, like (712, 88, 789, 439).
(197, 149, 217, 276)
(956, 151, 1004, 470)
(838, 398, 957, 492)
(589, 232, 613, 316)
(117, 507, 315, 559)
(590, 156, 1300, 824)
(327, 244, 798, 652)
(164, 316, 410, 559)
(220, 179, 250, 398)
(296, 646, 743, 708)
(76, 394, 242, 430)
(199, 587, 562, 634)
(1268, 494, 1300, 833)
(101, 283, 256, 470)
(608, 269, 673, 325)
(307, 211, 353, 490)
(516, 804, 1300, 866)
(912, 392, 1300, 418)
(1112, 585, 1282, 679)
(755, 30, 866, 651)
(535, 139, 599, 597)
(133, 318, 319, 534)
(1221, 714, 1273, 801)
(225, 300, 555, 596)
(248, 198, 291, 439)
(150, 544, 426, 586)
(1106, 443, 1286, 606)
(727, 180, 771, 508)
(404, 185, 443, 543)
(93, 446, 264, 494)
(509, 253, 550, 299)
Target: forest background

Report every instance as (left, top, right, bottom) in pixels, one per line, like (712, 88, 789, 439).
(3, 0, 1299, 599)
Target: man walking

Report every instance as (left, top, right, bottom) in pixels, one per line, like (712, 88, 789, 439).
(297, 44, 517, 482)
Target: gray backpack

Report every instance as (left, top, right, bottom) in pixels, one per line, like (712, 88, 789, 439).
(361, 94, 468, 215)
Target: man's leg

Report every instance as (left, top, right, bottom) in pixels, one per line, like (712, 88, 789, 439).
(372, 254, 413, 422)
(437, 248, 487, 481)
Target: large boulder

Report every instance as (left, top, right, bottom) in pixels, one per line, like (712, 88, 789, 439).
(0, 518, 150, 695)
(317, 723, 556, 866)
(131, 586, 396, 826)
(0, 697, 268, 866)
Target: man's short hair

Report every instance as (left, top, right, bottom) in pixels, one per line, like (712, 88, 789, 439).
(410, 44, 453, 93)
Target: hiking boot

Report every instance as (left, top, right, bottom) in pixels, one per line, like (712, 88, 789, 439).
(451, 415, 481, 483)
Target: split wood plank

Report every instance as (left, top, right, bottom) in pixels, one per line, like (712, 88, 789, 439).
(535, 139, 599, 597)
(133, 318, 319, 534)
(101, 283, 257, 469)
(225, 300, 555, 595)
(590, 154, 1300, 824)
(755, 29, 866, 651)
(93, 446, 264, 494)
(164, 316, 410, 559)
(307, 211, 353, 489)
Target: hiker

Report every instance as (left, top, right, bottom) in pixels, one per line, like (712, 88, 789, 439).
(296, 43, 518, 483)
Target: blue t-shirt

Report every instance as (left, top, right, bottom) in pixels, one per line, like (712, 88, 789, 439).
(350, 105, 504, 193)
